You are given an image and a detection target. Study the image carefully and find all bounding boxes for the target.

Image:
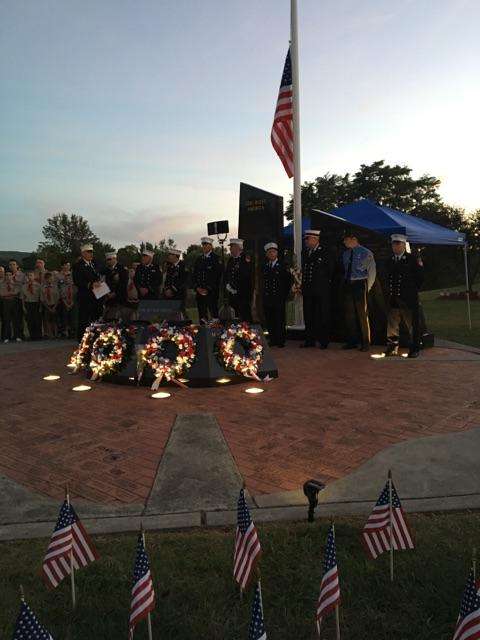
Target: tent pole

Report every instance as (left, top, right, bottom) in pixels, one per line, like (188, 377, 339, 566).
(463, 243, 472, 330)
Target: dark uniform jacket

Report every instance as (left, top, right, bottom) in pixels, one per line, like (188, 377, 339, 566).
(72, 259, 102, 305)
(386, 252, 424, 308)
(163, 260, 188, 300)
(301, 245, 334, 296)
(103, 262, 128, 306)
(225, 254, 252, 298)
(134, 263, 162, 299)
(193, 252, 222, 294)
(262, 260, 293, 305)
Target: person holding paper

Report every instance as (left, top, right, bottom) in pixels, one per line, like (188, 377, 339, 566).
(73, 244, 104, 341)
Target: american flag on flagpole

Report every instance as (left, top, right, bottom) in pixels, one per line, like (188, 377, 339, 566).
(316, 525, 340, 626)
(362, 480, 414, 560)
(42, 500, 99, 589)
(233, 488, 262, 591)
(271, 48, 294, 178)
(12, 600, 54, 640)
(453, 569, 480, 640)
(128, 532, 155, 640)
(249, 580, 267, 640)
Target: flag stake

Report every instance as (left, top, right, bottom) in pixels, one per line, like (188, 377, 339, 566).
(142, 530, 153, 640)
(19, 584, 25, 601)
(66, 485, 77, 609)
(474, 547, 477, 582)
(388, 470, 394, 582)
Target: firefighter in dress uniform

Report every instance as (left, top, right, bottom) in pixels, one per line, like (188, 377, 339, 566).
(162, 249, 188, 312)
(385, 234, 424, 359)
(193, 237, 222, 322)
(300, 229, 335, 349)
(134, 250, 162, 300)
(261, 242, 293, 348)
(224, 238, 253, 322)
(102, 251, 129, 321)
(72, 243, 104, 341)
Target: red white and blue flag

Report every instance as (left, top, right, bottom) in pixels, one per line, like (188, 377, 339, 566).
(129, 533, 155, 640)
(362, 480, 414, 559)
(271, 48, 294, 178)
(316, 524, 340, 629)
(453, 569, 480, 640)
(234, 488, 262, 591)
(42, 500, 99, 589)
(249, 580, 267, 640)
(12, 600, 54, 640)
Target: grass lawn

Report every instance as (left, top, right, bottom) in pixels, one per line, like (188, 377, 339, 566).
(420, 286, 480, 348)
(1, 513, 479, 639)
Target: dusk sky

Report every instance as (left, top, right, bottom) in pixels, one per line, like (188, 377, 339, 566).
(1, 0, 478, 252)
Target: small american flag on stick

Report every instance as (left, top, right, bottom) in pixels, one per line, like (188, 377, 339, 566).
(271, 48, 294, 178)
(234, 488, 261, 591)
(129, 531, 155, 640)
(316, 524, 340, 635)
(453, 568, 480, 640)
(249, 580, 267, 640)
(42, 499, 99, 589)
(12, 600, 54, 640)
(362, 477, 414, 560)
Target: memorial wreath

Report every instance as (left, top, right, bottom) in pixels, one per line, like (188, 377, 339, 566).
(217, 322, 263, 380)
(89, 324, 136, 380)
(138, 324, 198, 390)
(68, 322, 101, 372)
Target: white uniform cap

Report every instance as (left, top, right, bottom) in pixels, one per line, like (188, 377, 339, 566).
(81, 244, 94, 252)
(201, 237, 214, 245)
(105, 251, 117, 259)
(264, 242, 278, 252)
(391, 234, 407, 243)
(142, 250, 155, 258)
(168, 249, 182, 256)
(229, 238, 244, 247)
(304, 230, 320, 237)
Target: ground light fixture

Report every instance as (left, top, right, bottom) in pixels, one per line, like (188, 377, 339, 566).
(72, 385, 91, 392)
(216, 377, 231, 384)
(370, 353, 385, 359)
(178, 378, 189, 384)
(245, 387, 264, 395)
(151, 391, 171, 399)
(43, 374, 61, 381)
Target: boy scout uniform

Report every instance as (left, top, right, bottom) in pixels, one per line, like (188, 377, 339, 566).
(0, 277, 22, 341)
(41, 280, 60, 338)
(22, 279, 43, 340)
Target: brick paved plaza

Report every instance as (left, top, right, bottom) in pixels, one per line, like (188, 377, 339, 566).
(1, 342, 479, 505)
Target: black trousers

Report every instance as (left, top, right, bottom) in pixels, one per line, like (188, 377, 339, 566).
(1, 298, 22, 340)
(344, 280, 371, 347)
(228, 293, 252, 322)
(303, 294, 330, 346)
(387, 300, 420, 350)
(25, 301, 43, 340)
(196, 292, 219, 321)
(77, 299, 102, 341)
(264, 303, 286, 347)
(15, 298, 25, 339)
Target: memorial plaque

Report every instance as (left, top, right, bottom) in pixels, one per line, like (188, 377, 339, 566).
(137, 299, 184, 323)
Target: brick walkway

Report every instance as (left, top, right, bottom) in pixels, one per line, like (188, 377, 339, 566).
(1, 343, 480, 504)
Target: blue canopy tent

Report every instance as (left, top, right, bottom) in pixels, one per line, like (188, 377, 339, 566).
(283, 199, 471, 328)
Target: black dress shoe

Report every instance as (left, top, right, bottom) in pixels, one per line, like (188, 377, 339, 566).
(359, 345, 370, 352)
(300, 342, 315, 348)
(385, 344, 399, 357)
(408, 349, 420, 358)
(319, 344, 329, 350)
(342, 343, 357, 350)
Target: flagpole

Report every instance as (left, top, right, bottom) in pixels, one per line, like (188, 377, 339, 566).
(66, 485, 77, 609)
(290, 0, 304, 328)
(142, 529, 153, 640)
(473, 547, 477, 582)
(332, 523, 341, 640)
(388, 470, 394, 582)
